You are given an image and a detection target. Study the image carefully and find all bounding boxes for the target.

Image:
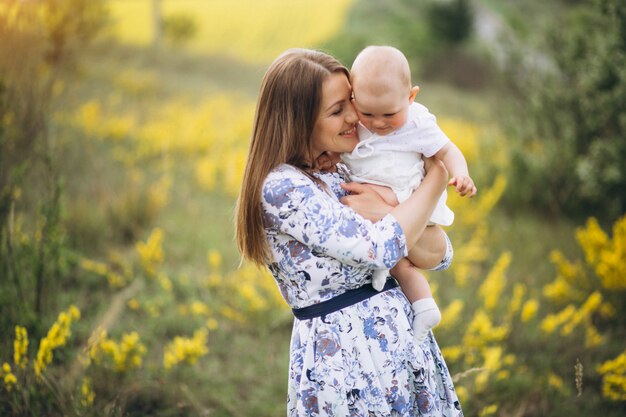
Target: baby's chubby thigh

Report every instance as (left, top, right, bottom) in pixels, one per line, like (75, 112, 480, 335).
(359, 183, 399, 206)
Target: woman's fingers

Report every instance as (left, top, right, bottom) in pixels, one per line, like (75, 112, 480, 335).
(340, 182, 393, 222)
(340, 182, 369, 195)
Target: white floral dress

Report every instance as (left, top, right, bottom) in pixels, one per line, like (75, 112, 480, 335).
(262, 164, 463, 417)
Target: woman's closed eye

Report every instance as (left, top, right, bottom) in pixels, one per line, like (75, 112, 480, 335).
(331, 106, 343, 116)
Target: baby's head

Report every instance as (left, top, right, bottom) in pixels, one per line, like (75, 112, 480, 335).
(351, 46, 419, 136)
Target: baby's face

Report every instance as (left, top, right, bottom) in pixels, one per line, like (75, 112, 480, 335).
(352, 81, 411, 136)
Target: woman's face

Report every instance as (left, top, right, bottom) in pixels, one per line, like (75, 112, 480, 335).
(311, 72, 359, 159)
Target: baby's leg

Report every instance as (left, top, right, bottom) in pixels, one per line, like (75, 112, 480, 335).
(406, 225, 451, 270)
(391, 258, 441, 344)
(359, 183, 399, 206)
(392, 258, 431, 303)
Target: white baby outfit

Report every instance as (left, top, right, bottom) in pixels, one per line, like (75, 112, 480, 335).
(342, 102, 454, 290)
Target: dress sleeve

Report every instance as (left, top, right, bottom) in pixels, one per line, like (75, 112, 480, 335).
(262, 168, 407, 269)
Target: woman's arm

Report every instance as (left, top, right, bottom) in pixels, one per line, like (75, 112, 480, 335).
(341, 157, 448, 250)
(262, 168, 407, 270)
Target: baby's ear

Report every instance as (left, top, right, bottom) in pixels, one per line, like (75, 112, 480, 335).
(409, 86, 420, 103)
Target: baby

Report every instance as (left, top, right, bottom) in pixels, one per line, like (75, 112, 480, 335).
(342, 45, 477, 343)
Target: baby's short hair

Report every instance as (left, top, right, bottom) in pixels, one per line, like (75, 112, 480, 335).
(351, 45, 412, 92)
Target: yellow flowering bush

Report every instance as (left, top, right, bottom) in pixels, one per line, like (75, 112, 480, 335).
(34, 305, 81, 379)
(13, 326, 28, 369)
(163, 329, 209, 369)
(80, 377, 95, 407)
(136, 228, 165, 277)
(89, 330, 147, 373)
(576, 217, 626, 290)
(597, 350, 626, 401)
(478, 252, 511, 311)
(1, 363, 17, 392)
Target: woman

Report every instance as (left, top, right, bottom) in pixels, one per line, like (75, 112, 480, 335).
(235, 49, 462, 416)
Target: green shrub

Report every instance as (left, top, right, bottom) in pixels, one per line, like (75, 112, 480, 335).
(163, 13, 198, 47)
(503, 0, 626, 220)
(0, 0, 106, 336)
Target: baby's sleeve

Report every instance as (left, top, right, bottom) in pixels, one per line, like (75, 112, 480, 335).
(262, 169, 407, 270)
(408, 103, 451, 157)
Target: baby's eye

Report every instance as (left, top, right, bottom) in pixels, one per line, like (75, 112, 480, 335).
(384, 112, 398, 117)
(332, 107, 343, 115)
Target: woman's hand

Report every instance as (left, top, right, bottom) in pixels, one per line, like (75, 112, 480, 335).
(340, 182, 394, 222)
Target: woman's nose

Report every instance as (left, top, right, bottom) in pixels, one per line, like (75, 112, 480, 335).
(345, 103, 358, 124)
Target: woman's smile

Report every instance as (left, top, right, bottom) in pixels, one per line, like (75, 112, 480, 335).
(311, 72, 360, 157)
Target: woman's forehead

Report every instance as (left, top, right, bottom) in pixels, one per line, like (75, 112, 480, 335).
(320, 73, 351, 109)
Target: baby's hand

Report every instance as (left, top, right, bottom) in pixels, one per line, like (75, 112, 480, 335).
(314, 152, 341, 172)
(448, 175, 477, 197)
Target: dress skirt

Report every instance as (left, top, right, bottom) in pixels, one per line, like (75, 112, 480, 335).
(287, 287, 463, 417)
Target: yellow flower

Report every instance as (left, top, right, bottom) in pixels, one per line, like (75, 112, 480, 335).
(507, 283, 526, 319)
(107, 271, 126, 288)
(584, 325, 603, 348)
(34, 305, 81, 378)
(219, 305, 246, 323)
(520, 299, 539, 322)
(478, 404, 498, 417)
(81, 377, 95, 407)
(576, 215, 626, 290)
(2, 362, 17, 391)
(163, 329, 209, 369)
(127, 298, 140, 310)
(80, 258, 108, 276)
(90, 331, 146, 372)
(135, 228, 164, 277)
(597, 350, 626, 401)
(575, 217, 608, 265)
(478, 252, 511, 311)
(463, 310, 509, 349)
(547, 373, 565, 392)
(496, 370, 510, 380)
(207, 250, 222, 269)
(441, 346, 463, 362)
(190, 301, 210, 316)
(14, 326, 28, 369)
(540, 305, 576, 334)
(440, 300, 464, 329)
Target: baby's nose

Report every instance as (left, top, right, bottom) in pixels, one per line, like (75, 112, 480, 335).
(372, 119, 386, 127)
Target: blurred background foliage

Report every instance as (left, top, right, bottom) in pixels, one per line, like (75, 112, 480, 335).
(0, 0, 624, 416)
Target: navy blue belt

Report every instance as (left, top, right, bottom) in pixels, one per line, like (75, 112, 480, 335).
(292, 279, 399, 320)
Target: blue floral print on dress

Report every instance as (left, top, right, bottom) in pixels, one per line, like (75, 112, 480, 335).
(261, 164, 463, 417)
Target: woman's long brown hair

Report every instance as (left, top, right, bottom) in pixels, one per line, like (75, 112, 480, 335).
(235, 49, 349, 265)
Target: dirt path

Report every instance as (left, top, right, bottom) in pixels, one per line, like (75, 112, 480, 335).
(67, 279, 144, 383)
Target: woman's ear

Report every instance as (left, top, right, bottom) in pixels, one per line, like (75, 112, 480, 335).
(409, 86, 420, 103)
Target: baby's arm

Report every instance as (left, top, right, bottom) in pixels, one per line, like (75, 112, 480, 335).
(435, 142, 477, 197)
